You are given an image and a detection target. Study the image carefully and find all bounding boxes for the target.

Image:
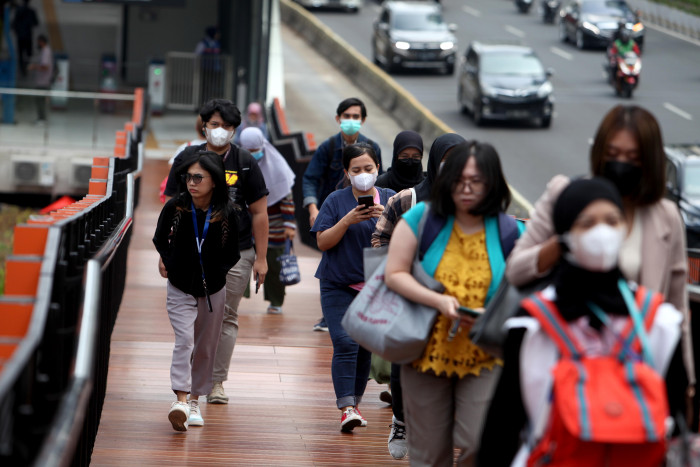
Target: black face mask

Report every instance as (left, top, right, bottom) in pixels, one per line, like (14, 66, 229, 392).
(395, 158, 422, 178)
(603, 161, 642, 197)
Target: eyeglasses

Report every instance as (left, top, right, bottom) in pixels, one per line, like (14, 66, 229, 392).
(182, 173, 209, 185)
(454, 179, 486, 194)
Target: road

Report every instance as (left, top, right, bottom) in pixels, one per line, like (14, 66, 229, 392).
(306, 0, 700, 202)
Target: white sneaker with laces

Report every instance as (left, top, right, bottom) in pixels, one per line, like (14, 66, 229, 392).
(188, 400, 204, 426)
(388, 416, 408, 459)
(168, 401, 190, 432)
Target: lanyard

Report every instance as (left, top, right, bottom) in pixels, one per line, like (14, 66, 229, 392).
(191, 202, 213, 312)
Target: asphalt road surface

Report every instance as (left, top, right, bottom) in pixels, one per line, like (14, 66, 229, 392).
(306, 0, 700, 203)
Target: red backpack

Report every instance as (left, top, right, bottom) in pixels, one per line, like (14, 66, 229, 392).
(521, 285, 669, 467)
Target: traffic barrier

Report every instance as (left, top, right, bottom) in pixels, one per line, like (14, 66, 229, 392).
(0, 88, 147, 467)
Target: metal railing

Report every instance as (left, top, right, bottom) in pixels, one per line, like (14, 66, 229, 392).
(0, 112, 144, 466)
(165, 52, 234, 111)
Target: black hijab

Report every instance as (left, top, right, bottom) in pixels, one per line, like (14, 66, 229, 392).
(413, 133, 466, 201)
(550, 177, 628, 325)
(376, 130, 424, 192)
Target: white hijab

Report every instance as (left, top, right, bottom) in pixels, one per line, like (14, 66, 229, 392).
(239, 127, 296, 206)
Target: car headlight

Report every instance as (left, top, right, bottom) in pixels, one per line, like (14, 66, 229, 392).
(481, 84, 498, 98)
(440, 41, 455, 51)
(581, 21, 600, 35)
(632, 22, 644, 33)
(537, 81, 553, 98)
(394, 41, 410, 50)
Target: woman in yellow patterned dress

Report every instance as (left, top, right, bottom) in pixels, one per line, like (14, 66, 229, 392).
(384, 141, 523, 466)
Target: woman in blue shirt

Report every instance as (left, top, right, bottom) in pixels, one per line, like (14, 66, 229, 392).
(311, 142, 396, 432)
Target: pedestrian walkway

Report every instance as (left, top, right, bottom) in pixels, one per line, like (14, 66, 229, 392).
(90, 24, 406, 466)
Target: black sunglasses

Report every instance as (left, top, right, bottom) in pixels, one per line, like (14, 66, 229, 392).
(181, 173, 209, 185)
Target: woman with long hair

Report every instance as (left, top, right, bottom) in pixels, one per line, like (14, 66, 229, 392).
(153, 151, 240, 431)
(384, 141, 522, 465)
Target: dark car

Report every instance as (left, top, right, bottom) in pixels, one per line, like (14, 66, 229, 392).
(457, 41, 554, 128)
(559, 0, 645, 50)
(372, 1, 457, 74)
(665, 144, 700, 249)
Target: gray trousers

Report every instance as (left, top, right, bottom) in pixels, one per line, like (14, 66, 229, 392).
(401, 364, 501, 467)
(166, 281, 225, 396)
(212, 247, 256, 382)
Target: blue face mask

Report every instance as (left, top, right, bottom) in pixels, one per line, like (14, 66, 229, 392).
(339, 119, 362, 136)
(251, 150, 264, 161)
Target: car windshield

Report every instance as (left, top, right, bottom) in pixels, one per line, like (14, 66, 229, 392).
(481, 52, 544, 76)
(684, 163, 700, 199)
(392, 11, 447, 31)
(581, 0, 631, 16)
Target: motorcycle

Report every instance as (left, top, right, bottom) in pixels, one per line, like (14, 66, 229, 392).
(540, 0, 561, 23)
(515, 0, 533, 14)
(606, 50, 641, 98)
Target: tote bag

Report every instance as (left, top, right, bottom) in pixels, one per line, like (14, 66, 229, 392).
(342, 204, 443, 364)
(277, 238, 301, 286)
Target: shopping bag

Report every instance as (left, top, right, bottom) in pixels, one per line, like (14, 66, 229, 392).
(277, 238, 301, 286)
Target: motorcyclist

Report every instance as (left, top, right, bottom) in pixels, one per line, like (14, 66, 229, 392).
(608, 28, 640, 82)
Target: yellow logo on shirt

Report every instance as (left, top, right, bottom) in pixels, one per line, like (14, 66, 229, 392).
(225, 170, 238, 186)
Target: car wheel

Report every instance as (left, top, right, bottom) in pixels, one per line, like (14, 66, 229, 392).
(541, 115, 552, 128)
(445, 63, 455, 75)
(473, 99, 484, 126)
(372, 44, 380, 66)
(576, 29, 586, 50)
(559, 22, 568, 42)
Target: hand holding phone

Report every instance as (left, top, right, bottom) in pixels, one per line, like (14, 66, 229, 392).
(357, 195, 374, 210)
(457, 306, 482, 318)
(255, 273, 260, 294)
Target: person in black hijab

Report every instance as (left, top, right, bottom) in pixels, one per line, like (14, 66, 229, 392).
(478, 177, 688, 466)
(376, 130, 425, 192)
(375, 130, 424, 193)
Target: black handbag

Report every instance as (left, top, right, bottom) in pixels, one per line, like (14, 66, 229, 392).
(469, 275, 551, 359)
(277, 238, 301, 286)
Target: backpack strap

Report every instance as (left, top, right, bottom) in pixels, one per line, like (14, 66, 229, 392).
(614, 285, 664, 357)
(521, 292, 584, 359)
(497, 212, 519, 259)
(418, 205, 446, 260)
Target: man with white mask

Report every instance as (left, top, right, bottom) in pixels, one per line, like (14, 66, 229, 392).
(164, 99, 269, 405)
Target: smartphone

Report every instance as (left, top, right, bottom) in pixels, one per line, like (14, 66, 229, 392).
(357, 195, 374, 210)
(457, 306, 482, 318)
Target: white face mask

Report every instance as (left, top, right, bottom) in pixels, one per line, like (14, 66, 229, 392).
(563, 224, 624, 272)
(206, 127, 234, 147)
(350, 172, 377, 192)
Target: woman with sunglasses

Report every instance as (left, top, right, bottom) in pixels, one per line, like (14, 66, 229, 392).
(153, 151, 240, 432)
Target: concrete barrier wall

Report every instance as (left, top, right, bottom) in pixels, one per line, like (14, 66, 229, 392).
(279, 0, 533, 218)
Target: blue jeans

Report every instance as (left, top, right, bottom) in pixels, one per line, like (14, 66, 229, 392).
(320, 280, 371, 409)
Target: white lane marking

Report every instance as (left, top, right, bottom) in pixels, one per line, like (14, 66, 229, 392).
(550, 46, 573, 61)
(505, 25, 526, 38)
(462, 5, 482, 17)
(664, 102, 694, 121)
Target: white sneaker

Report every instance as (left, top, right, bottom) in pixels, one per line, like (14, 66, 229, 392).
(388, 416, 408, 459)
(207, 381, 229, 404)
(188, 400, 204, 426)
(168, 401, 190, 432)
